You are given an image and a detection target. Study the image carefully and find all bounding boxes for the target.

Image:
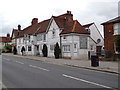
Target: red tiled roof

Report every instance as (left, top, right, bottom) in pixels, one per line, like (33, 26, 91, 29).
(12, 11, 90, 38)
(36, 19, 50, 34)
(0, 37, 11, 43)
(11, 29, 18, 39)
(60, 20, 90, 34)
(82, 23, 94, 28)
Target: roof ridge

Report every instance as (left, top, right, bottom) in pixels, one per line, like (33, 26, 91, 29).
(71, 20, 77, 32)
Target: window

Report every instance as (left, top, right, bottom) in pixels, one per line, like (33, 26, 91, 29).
(50, 45, 54, 51)
(37, 35, 42, 41)
(52, 28, 55, 38)
(74, 44, 77, 48)
(97, 39, 101, 44)
(114, 23, 120, 35)
(63, 45, 70, 52)
(80, 36, 87, 49)
(90, 45, 93, 50)
(43, 34, 46, 41)
(28, 46, 32, 51)
(85, 27, 90, 31)
(19, 39, 21, 44)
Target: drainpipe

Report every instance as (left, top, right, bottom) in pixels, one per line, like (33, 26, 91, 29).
(71, 35, 74, 59)
(60, 35, 62, 58)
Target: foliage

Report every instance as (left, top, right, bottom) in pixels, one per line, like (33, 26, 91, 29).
(3, 44, 12, 53)
(42, 44, 48, 57)
(21, 46, 25, 52)
(54, 42, 61, 59)
(13, 46, 17, 55)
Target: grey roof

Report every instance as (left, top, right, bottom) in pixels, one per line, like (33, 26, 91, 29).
(101, 16, 120, 25)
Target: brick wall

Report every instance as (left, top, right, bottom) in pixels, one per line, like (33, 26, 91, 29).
(104, 23, 115, 54)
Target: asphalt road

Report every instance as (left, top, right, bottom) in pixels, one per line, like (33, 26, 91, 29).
(2, 55, 118, 89)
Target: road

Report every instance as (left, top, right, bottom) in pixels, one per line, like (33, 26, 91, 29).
(2, 55, 118, 89)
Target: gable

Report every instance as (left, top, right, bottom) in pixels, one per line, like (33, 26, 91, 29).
(89, 24, 104, 45)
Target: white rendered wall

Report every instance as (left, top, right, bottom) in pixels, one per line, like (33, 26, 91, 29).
(89, 24, 104, 46)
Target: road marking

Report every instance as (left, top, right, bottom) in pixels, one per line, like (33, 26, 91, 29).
(15, 61, 24, 64)
(29, 65, 49, 71)
(3, 58, 10, 61)
(62, 74, 113, 89)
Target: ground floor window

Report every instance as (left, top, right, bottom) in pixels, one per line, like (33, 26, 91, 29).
(28, 46, 32, 51)
(80, 36, 87, 49)
(63, 45, 70, 52)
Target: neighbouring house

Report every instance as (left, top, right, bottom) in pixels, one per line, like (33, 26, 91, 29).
(83, 23, 104, 57)
(0, 33, 11, 51)
(101, 16, 120, 57)
(12, 11, 97, 60)
(11, 25, 20, 50)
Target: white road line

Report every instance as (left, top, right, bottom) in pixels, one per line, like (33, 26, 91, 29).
(15, 61, 24, 64)
(3, 58, 10, 61)
(29, 65, 49, 71)
(62, 74, 113, 89)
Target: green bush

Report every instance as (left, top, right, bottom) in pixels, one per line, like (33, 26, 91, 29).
(13, 46, 17, 55)
(3, 44, 12, 53)
(42, 44, 48, 57)
(54, 42, 61, 59)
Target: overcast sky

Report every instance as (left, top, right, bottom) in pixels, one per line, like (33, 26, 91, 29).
(0, 0, 119, 37)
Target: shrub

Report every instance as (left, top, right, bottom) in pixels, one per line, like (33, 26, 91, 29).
(42, 44, 48, 57)
(54, 42, 61, 59)
(21, 46, 25, 55)
(13, 46, 17, 55)
(3, 44, 12, 53)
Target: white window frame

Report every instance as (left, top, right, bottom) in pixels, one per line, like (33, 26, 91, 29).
(114, 23, 120, 35)
(63, 45, 70, 52)
(28, 46, 32, 51)
(37, 34, 42, 41)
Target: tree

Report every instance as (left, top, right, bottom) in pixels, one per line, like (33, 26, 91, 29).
(21, 46, 25, 56)
(13, 46, 17, 55)
(54, 42, 61, 59)
(42, 44, 48, 57)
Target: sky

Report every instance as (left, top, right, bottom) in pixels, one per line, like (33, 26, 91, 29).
(0, 0, 119, 37)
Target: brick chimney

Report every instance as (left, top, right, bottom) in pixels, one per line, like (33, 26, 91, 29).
(7, 33, 10, 37)
(66, 10, 73, 22)
(31, 18, 38, 25)
(18, 24, 21, 30)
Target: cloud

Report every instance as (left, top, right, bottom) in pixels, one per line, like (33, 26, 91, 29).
(0, 0, 119, 37)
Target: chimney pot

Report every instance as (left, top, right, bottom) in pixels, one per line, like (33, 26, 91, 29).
(7, 33, 10, 37)
(18, 25, 21, 30)
(67, 10, 71, 14)
(31, 18, 38, 25)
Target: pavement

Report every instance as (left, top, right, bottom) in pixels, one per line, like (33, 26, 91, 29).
(2, 53, 119, 74)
